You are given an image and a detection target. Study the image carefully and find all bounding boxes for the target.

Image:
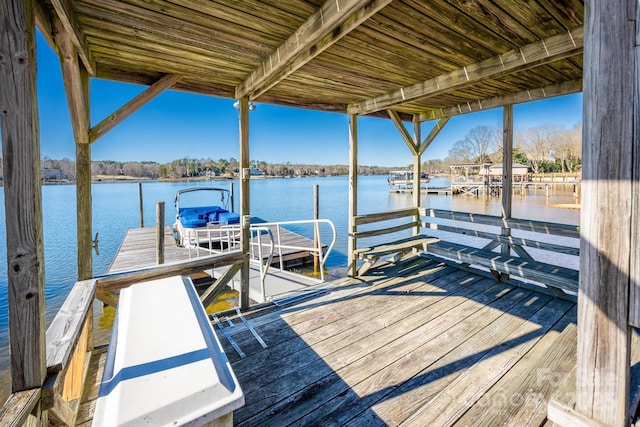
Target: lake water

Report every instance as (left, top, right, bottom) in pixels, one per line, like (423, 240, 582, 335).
(0, 175, 580, 401)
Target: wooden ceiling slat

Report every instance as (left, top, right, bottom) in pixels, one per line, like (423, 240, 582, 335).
(236, 0, 393, 100)
(81, 18, 255, 73)
(348, 26, 583, 115)
(305, 46, 421, 86)
(74, 2, 265, 59)
(96, 63, 236, 99)
(445, 0, 540, 46)
(382, 1, 501, 61)
(90, 42, 241, 86)
(537, 0, 584, 29)
(79, 0, 278, 53)
(88, 41, 248, 81)
(491, 0, 568, 39)
(403, 0, 515, 53)
(40, 0, 584, 119)
(167, 0, 301, 37)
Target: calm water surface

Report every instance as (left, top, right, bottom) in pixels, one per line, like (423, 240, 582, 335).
(0, 175, 579, 401)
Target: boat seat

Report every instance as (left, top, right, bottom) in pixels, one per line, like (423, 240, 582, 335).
(219, 212, 240, 225)
(93, 276, 244, 426)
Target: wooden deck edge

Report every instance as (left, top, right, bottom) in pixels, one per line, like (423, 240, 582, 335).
(547, 400, 609, 427)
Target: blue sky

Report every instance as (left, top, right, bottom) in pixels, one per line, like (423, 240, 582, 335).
(36, 32, 583, 168)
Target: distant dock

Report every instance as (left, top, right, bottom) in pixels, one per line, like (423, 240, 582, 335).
(451, 181, 580, 197)
(389, 186, 452, 195)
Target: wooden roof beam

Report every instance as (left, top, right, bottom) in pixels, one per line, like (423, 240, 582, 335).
(388, 110, 418, 155)
(90, 74, 182, 143)
(348, 26, 583, 116)
(388, 111, 450, 156)
(235, 0, 392, 100)
(50, 0, 95, 75)
(418, 79, 583, 121)
(54, 18, 90, 145)
(419, 116, 450, 156)
(34, 1, 57, 53)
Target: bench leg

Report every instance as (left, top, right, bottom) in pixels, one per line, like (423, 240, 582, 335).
(357, 259, 376, 276)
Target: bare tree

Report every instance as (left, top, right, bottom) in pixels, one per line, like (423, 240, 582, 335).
(552, 123, 582, 172)
(516, 124, 558, 174)
(446, 125, 500, 163)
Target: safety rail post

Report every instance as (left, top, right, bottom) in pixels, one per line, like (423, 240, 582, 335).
(156, 201, 165, 264)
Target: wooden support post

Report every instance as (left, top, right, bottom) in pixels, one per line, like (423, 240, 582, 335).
(412, 115, 421, 235)
(76, 141, 92, 280)
(156, 201, 165, 265)
(502, 105, 513, 220)
(347, 114, 358, 277)
(501, 104, 513, 265)
(0, 0, 47, 392)
(54, 17, 92, 280)
(570, 2, 634, 426)
(138, 182, 144, 227)
(313, 184, 319, 274)
(238, 97, 250, 309)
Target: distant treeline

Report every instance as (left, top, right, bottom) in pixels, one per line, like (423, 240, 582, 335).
(37, 157, 398, 182)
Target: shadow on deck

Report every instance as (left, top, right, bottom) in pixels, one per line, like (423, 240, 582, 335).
(218, 255, 581, 426)
(76, 255, 640, 425)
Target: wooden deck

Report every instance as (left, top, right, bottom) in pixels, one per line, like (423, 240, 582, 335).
(108, 220, 321, 274)
(76, 255, 640, 426)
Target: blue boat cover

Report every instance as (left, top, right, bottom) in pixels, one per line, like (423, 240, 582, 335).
(179, 206, 226, 228)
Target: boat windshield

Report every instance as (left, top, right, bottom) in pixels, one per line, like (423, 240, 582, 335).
(174, 187, 231, 211)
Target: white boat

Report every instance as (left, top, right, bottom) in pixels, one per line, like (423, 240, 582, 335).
(172, 187, 240, 248)
(388, 170, 429, 192)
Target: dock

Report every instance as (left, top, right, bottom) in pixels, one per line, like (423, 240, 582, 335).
(389, 186, 452, 195)
(108, 224, 328, 304)
(451, 181, 580, 197)
(76, 255, 640, 425)
(109, 219, 321, 273)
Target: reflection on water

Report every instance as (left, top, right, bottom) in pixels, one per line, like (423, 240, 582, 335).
(0, 175, 581, 402)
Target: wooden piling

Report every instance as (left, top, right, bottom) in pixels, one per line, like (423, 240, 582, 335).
(0, 0, 47, 392)
(138, 182, 144, 227)
(238, 97, 250, 309)
(347, 114, 358, 277)
(313, 185, 319, 274)
(156, 201, 165, 265)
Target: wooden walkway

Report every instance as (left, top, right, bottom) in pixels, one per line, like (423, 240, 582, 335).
(76, 256, 640, 425)
(108, 220, 321, 274)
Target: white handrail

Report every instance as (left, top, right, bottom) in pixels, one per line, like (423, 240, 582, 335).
(184, 218, 337, 300)
(244, 219, 337, 281)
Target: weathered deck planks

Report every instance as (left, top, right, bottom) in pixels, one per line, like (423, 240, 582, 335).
(225, 256, 581, 426)
(75, 256, 639, 425)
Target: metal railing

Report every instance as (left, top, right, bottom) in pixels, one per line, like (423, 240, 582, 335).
(184, 219, 337, 298)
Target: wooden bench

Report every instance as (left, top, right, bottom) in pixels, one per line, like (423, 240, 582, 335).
(354, 235, 439, 275)
(93, 276, 244, 426)
(352, 208, 439, 276)
(421, 208, 580, 300)
(425, 240, 578, 293)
